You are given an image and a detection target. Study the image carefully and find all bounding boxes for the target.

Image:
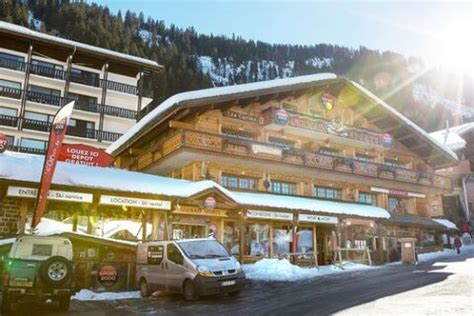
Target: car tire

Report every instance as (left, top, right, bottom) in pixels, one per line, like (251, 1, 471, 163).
(228, 290, 241, 297)
(139, 278, 151, 297)
(58, 296, 71, 311)
(1, 292, 12, 315)
(39, 256, 73, 286)
(183, 280, 198, 301)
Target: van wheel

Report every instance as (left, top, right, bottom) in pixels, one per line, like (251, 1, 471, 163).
(58, 296, 71, 311)
(2, 292, 12, 315)
(228, 290, 241, 297)
(140, 279, 151, 297)
(183, 280, 198, 301)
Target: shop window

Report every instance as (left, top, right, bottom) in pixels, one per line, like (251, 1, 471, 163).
(221, 173, 257, 190)
(221, 128, 255, 141)
(270, 181, 297, 195)
(246, 224, 269, 257)
(355, 154, 373, 163)
(358, 192, 376, 205)
(314, 186, 342, 200)
(272, 225, 292, 256)
(223, 221, 240, 255)
(319, 147, 339, 157)
(268, 136, 295, 149)
(296, 227, 314, 257)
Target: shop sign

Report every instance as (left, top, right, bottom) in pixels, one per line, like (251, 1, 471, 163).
(223, 110, 263, 124)
(100, 195, 171, 210)
(98, 264, 118, 286)
(203, 196, 217, 209)
(299, 214, 338, 224)
(251, 144, 282, 157)
(0, 132, 7, 153)
(321, 93, 336, 111)
(59, 144, 113, 167)
(174, 206, 227, 217)
(247, 210, 293, 221)
(275, 108, 289, 125)
(7, 186, 93, 203)
(370, 187, 425, 198)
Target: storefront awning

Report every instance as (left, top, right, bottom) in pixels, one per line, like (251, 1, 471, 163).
(232, 191, 391, 219)
(432, 219, 458, 230)
(388, 214, 445, 230)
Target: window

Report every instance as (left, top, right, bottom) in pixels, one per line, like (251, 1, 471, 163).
(167, 243, 183, 265)
(20, 138, 47, 150)
(0, 79, 21, 89)
(28, 84, 61, 97)
(388, 196, 407, 213)
(147, 245, 164, 265)
(6, 135, 14, 146)
(32, 244, 53, 256)
(268, 136, 295, 149)
(359, 192, 376, 205)
(0, 52, 24, 71)
(0, 107, 17, 117)
(270, 181, 297, 195)
(24, 111, 51, 122)
(273, 225, 292, 256)
(221, 173, 257, 190)
(246, 224, 269, 257)
(319, 147, 339, 156)
(221, 128, 255, 141)
(31, 59, 63, 79)
(32, 59, 63, 71)
(314, 186, 342, 200)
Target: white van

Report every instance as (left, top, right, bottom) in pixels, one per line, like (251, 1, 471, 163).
(136, 238, 245, 300)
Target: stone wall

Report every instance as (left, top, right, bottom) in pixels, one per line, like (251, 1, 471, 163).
(0, 197, 21, 238)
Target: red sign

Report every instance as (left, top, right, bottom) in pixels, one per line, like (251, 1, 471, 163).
(32, 102, 75, 229)
(98, 264, 118, 286)
(59, 144, 113, 167)
(0, 132, 7, 153)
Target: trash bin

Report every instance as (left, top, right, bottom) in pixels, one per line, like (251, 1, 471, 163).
(398, 237, 417, 264)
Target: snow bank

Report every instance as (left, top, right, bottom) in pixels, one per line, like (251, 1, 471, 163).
(72, 289, 141, 301)
(418, 244, 474, 263)
(242, 258, 372, 282)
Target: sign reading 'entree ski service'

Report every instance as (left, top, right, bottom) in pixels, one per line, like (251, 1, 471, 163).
(7, 186, 93, 203)
(100, 195, 171, 210)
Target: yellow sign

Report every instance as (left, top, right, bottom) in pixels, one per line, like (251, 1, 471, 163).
(174, 206, 228, 217)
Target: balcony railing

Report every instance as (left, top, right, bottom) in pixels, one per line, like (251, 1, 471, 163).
(0, 114, 18, 127)
(160, 129, 452, 190)
(100, 79, 137, 95)
(26, 90, 61, 106)
(0, 57, 26, 72)
(7, 145, 46, 155)
(70, 72, 100, 87)
(0, 86, 22, 99)
(20, 118, 122, 142)
(30, 63, 65, 80)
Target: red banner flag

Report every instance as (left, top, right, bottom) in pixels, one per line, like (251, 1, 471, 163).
(31, 101, 75, 229)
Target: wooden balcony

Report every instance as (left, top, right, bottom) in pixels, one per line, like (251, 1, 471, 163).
(159, 129, 452, 190)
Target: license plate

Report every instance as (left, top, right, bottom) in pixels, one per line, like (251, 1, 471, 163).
(221, 280, 236, 287)
(10, 279, 33, 288)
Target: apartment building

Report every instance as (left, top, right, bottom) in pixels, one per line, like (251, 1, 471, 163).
(0, 21, 162, 154)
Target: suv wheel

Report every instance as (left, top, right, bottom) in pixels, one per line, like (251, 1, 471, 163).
(39, 256, 73, 286)
(183, 280, 198, 301)
(58, 296, 71, 311)
(139, 278, 151, 297)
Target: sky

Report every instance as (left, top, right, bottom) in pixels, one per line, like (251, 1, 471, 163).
(92, 0, 473, 70)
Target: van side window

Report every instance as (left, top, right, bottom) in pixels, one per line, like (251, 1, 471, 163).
(147, 245, 164, 265)
(167, 244, 183, 265)
(32, 244, 53, 256)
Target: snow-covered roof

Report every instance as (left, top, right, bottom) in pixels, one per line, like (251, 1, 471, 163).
(0, 21, 162, 71)
(432, 219, 458, 230)
(430, 122, 474, 151)
(0, 151, 233, 200)
(232, 191, 391, 219)
(106, 73, 338, 154)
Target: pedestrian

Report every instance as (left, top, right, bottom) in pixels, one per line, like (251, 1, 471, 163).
(454, 234, 462, 255)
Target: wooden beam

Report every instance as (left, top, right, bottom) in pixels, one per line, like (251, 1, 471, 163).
(356, 104, 377, 117)
(397, 133, 416, 141)
(169, 120, 195, 130)
(383, 124, 403, 133)
(369, 115, 389, 124)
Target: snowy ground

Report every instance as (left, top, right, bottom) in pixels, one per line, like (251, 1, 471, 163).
(72, 289, 141, 301)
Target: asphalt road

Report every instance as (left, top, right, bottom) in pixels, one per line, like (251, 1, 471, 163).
(3, 250, 474, 316)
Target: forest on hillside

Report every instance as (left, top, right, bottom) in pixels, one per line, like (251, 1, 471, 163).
(0, 0, 471, 130)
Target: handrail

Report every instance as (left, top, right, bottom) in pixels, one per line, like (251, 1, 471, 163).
(0, 114, 18, 127)
(30, 63, 65, 80)
(26, 90, 61, 106)
(0, 57, 26, 72)
(0, 86, 22, 99)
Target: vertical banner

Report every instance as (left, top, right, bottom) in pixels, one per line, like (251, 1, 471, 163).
(31, 101, 75, 229)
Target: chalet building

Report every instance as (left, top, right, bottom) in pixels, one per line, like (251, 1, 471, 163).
(106, 73, 458, 264)
(0, 21, 162, 154)
(431, 122, 474, 232)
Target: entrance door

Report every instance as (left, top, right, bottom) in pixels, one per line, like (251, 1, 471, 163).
(316, 226, 334, 265)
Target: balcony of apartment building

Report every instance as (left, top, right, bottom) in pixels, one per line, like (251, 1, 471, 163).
(147, 128, 452, 192)
(0, 52, 140, 96)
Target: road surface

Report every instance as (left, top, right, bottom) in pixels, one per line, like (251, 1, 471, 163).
(3, 249, 473, 315)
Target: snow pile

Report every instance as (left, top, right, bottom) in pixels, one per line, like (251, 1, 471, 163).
(242, 258, 371, 282)
(418, 244, 474, 263)
(72, 289, 141, 301)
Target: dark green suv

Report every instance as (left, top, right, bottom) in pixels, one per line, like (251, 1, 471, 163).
(2, 235, 74, 314)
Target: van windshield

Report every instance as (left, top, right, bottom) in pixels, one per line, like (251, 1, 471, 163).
(178, 240, 230, 259)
